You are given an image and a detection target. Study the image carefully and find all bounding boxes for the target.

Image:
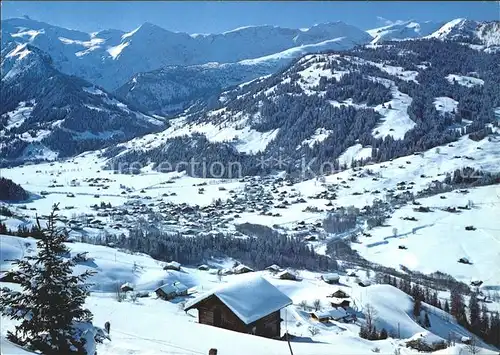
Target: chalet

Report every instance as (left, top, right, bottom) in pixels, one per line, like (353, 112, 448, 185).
(265, 264, 282, 273)
(163, 261, 181, 271)
(311, 308, 349, 323)
(232, 264, 254, 275)
(328, 290, 349, 299)
(184, 276, 292, 338)
(330, 297, 351, 309)
(321, 273, 340, 284)
(304, 235, 317, 242)
(120, 282, 134, 292)
(155, 281, 189, 300)
(458, 257, 472, 265)
(358, 280, 371, 287)
(276, 270, 298, 281)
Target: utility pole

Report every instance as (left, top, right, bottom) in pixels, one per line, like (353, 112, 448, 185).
(285, 308, 294, 355)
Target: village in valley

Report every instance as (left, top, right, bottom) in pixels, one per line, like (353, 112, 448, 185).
(1, 2, 500, 354)
(1, 135, 500, 354)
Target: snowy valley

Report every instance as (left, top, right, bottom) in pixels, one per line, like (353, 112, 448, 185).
(1, 10, 500, 355)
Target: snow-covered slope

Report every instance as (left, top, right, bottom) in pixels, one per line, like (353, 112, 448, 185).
(1, 235, 496, 355)
(352, 185, 500, 286)
(0, 43, 164, 164)
(367, 20, 444, 44)
(2, 17, 372, 90)
(116, 35, 371, 115)
(106, 38, 499, 175)
(1, 121, 498, 285)
(427, 19, 500, 52)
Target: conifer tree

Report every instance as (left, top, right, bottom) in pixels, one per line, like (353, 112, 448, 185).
(468, 292, 481, 332)
(450, 288, 468, 327)
(424, 312, 431, 328)
(0, 205, 96, 354)
(444, 300, 450, 314)
(413, 297, 422, 318)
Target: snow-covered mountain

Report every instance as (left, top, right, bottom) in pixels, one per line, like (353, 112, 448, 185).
(0, 42, 164, 164)
(108, 39, 500, 177)
(115, 36, 370, 116)
(367, 20, 444, 44)
(426, 19, 500, 52)
(2, 17, 372, 90)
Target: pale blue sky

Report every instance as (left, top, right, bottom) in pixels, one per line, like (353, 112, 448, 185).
(2, 1, 499, 33)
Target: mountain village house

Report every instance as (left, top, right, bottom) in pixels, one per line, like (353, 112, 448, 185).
(155, 281, 189, 300)
(184, 276, 292, 338)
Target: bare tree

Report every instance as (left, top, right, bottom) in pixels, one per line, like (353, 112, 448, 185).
(130, 291, 138, 303)
(115, 282, 125, 302)
(299, 300, 308, 311)
(313, 299, 322, 311)
(465, 337, 481, 355)
(364, 303, 378, 331)
(308, 326, 320, 336)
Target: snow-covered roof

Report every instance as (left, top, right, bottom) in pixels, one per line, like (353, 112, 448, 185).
(312, 307, 348, 320)
(232, 264, 254, 274)
(233, 264, 254, 272)
(330, 297, 351, 305)
(265, 264, 282, 271)
(156, 282, 188, 295)
(121, 282, 133, 289)
(277, 270, 297, 278)
(321, 273, 340, 281)
(184, 276, 292, 325)
(165, 261, 181, 268)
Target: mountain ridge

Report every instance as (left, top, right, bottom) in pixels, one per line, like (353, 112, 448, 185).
(2, 17, 373, 90)
(0, 42, 165, 164)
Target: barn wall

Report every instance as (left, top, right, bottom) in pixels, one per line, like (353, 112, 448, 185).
(195, 296, 282, 338)
(252, 310, 281, 338)
(197, 296, 247, 333)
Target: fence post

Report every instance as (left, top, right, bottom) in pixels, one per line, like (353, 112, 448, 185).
(209, 348, 217, 355)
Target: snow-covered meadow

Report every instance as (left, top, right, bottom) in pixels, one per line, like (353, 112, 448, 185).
(2, 235, 497, 355)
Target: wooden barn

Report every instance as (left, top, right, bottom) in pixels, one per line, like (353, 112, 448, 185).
(321, 273, 340, 284)
(184, 276, 292, 338)
(276, 270, 298, 281)
(328, 290, 349, 299)
(163, 261, 181, 271)
(311, 308, 349, 323)
(120, 282, 134, 292)
(330, 298, 351, 309)
(155, 281, 188, 300)
(265, 264, 282, 273)
(232, 264, 254, 275)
